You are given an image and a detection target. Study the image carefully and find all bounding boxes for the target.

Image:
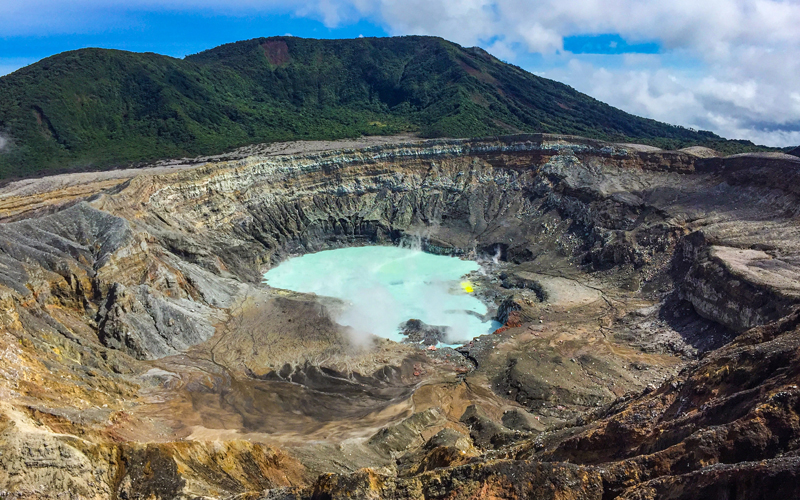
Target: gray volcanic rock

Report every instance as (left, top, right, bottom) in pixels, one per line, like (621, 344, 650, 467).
(460, 404, 517, 448)
(681, 238, 800, 331)
(502, 408, 546, 433)
(96, 282, 216, 359)
(399, 319, 451, 345)
(500, 273, 547, 300)
(424, 428, 473, 452)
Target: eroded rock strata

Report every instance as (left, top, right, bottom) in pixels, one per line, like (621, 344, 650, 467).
(0, 135, 798, 499)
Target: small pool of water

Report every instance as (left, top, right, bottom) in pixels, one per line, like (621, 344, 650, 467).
(262, 246, 501, 344)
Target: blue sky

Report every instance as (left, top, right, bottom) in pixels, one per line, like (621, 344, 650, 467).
(0, 11, 659, 71)
(0, 12, 660, 67)
(1, 1, 798, 147)
(0, 12, 388, 72)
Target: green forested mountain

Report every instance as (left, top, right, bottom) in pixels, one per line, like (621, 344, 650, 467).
(0, 35, 768, 179)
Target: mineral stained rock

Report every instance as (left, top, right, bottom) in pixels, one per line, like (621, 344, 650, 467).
(0, 134, 799, 499)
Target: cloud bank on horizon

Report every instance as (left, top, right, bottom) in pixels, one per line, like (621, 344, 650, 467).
(1, 0, 798, 147)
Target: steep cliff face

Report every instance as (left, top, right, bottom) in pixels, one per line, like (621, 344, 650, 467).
(98, 138, 682, 278)
(0, 135, 799, 498)
(94, 135, 800, 333)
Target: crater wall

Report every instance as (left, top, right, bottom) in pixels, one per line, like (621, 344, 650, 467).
(1, 135, 800, 498)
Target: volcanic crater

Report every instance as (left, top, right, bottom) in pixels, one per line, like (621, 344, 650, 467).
(1, 134, 799, 499)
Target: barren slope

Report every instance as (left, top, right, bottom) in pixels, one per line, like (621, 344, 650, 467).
(0, 134, 798, 499)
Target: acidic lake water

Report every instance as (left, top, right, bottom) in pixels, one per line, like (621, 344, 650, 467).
(262, 246, 501, 344)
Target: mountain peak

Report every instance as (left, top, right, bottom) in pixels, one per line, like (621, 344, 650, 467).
(0, 35, 768, 179)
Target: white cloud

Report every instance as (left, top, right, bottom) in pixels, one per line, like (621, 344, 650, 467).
(366, 0, 800, 146)
(0, 0, 798, 145)
(350, 0, 800, 145)
(544, 54, 800, 147)
(484, 39, 517, 62)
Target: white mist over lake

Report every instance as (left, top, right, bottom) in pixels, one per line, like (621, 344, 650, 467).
(263, 246, 500, 344)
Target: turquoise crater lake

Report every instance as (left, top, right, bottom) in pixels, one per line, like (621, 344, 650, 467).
(262, 246, 501, 344)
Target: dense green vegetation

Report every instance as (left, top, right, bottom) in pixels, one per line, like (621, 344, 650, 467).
(0, 36, 773, 179)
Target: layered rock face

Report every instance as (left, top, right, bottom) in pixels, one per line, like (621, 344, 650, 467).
(0, 135, 799, 499)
